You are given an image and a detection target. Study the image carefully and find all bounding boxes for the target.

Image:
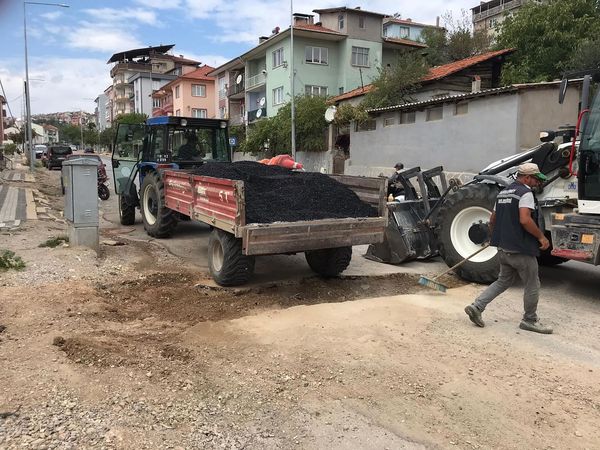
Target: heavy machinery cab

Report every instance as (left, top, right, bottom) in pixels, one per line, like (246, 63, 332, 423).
(111, 116, 231, 196)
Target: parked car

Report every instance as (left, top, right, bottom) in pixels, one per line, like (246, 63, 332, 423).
(46, 145, 73, 170)
(84, 147, 94, 154)
(34, 144, 47, 159)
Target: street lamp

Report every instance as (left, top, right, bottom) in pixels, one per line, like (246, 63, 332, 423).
(24, 1, 69, 171)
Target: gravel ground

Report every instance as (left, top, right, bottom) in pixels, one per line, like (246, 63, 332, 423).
(1, 166, 599, 449)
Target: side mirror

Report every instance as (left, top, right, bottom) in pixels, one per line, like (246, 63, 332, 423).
(558, 78, 568, 104)
(539, 130, 556, 142)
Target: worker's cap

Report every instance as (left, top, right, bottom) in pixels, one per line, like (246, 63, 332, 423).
(394, 162, 404, 170)
(517, 162, 547, 181)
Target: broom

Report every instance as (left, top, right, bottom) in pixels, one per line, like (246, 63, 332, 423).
(418, 244, 491, 293)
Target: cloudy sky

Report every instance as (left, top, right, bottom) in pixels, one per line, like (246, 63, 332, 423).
(0, 0, 476, 117)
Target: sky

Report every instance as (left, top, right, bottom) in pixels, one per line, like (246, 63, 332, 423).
(0, 0, 477, 117)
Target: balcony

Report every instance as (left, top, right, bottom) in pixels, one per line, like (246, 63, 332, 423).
(227, 83, 245, 99)
(110, 61, 151, 78)
(247, 107, 266, 122)
(472, 0, 524, 22)
(246, 72, 266, 91)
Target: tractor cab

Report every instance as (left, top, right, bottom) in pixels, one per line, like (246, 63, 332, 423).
(111, 116, 231, 197)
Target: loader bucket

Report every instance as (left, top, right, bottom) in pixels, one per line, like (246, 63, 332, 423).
(365, 201, 438, 264)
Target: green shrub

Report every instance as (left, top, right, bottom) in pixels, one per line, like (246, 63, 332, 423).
(0, 250, 26, 271)
(39, 236, 69, 248)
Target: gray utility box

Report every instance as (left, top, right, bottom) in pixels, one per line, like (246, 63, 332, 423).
(62, 157, 99, 226)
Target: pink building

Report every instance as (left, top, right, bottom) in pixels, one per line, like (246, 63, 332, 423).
(153, 65, 216, 118)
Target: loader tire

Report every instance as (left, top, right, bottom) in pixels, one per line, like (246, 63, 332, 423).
(208, 229, 255, 286)
(140, 171, 177, 238)
(305, 246, 353, 277)
(436, 183, 501, 284)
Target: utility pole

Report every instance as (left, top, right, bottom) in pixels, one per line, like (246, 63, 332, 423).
(290, 0, 296, 160)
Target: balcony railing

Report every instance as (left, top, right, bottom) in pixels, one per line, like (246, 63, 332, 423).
(246, 73, 266, 90)
(110, 61, 151, 78)
(227, 83, 245, 97)
(247, 107, 266, 122)
(472, 0, 524, 22)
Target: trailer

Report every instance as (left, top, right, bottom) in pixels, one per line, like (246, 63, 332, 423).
(111, 116, 387, 286)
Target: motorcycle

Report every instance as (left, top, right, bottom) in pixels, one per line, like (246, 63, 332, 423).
(98, 166, 110, 201)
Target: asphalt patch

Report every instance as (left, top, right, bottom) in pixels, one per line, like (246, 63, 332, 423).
(190, 161, 378, 224)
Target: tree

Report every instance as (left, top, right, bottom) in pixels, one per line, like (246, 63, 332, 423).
(99, 127, 116, 151)
(420, 10, 492, 66)
(361, 52, 428, 109)
(116, 112, 147, 124)
(240, 95, 329, 155)
(495, 0, 600, 83)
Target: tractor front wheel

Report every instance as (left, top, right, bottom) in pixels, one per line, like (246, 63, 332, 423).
(140, 171, 177, 238)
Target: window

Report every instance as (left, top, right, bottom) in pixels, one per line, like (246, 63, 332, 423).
(153, 98, 161, 108)
(272, 47, 284, 68)
(339, 87, 344, 94)
(426, 106, 443, 121)
(305, 46, 328, 65)
(351, 46, 369, 67)
(359, 16, 365, 29)
(273, 86, 284, 105)
(383, 115, 396, 127)
(192, 84, 206, 97)
(454, 102, 469, 116)
(305, 85, 328, 97)
(400, 26, 410, 38)
(400, 111, 416, 124)
(219, 106, 226, 119)
(175, 109, 181, 116)
(489, 17, 499, 28)
(338, 14, 344, 30)
(175, 85, 180, 99)
(355, 119, 376, 132)
(192, 108, 207, 118)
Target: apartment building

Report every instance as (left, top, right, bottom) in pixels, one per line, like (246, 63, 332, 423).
(209, 6, 428, 125)
(472, 0, 539, 37)
(106, 44, 199, 122)
(152, 65, 216, 118)
(382, 17, 443, 42)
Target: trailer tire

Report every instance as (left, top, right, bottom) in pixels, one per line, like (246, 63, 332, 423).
(140, 171, 177, 238)
(436, 183, 501, 284)
(305, 247, 352, 277)
(208, 229, 255, 286)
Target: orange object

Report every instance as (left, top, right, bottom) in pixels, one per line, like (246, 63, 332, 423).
(258, 155, 303, 170)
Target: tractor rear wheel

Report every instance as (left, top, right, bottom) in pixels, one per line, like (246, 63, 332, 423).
(305, 247, 353, 277)
(208, 228, 255, 286)
(140, 171, 177, 238)
(436, 183, 501, 284)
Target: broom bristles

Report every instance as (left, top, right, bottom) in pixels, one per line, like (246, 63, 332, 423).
(418, 276, 447, 293)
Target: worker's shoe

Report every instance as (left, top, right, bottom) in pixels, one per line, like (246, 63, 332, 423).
(519, 320, 553, 334)
(464, 305, 485, 328)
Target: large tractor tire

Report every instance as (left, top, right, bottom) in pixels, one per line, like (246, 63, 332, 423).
(305, 246, 353, 277)
(118, 183, 138, 226)
(436, 183, 501, 284)
(208, 228, 255, 286)
(140, 171, 177, 238)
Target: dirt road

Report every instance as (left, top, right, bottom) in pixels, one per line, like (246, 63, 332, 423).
(1, 167, 599, 449)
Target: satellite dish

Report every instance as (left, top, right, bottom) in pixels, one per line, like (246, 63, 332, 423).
(324, 105, 337, 123)
(259, 97, 266, 107)
(236, 74, 243, 85)
(256, 108, 263, 118)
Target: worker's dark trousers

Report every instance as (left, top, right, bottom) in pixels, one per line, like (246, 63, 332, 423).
(472, 250, 540, 322)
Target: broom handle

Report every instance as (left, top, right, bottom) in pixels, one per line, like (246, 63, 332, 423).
(433, 244, 491, 281)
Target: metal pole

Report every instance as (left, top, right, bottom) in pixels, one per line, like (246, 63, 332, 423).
(24, 2, 34, 171)
(80, 111, 84, 150)
(23, 2, 69, 170)
(290, 0, 296, 159)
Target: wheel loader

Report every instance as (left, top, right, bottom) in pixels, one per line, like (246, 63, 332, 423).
(367, 72, 600, 283)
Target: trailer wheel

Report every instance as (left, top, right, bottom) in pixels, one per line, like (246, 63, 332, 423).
(436, 183, 501, 284)
(140, 171, 177, 238)
(305, 247, 352, 277)
(208, 229, 255, 286)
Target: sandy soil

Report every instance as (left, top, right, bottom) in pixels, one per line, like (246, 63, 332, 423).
(0, 167, 599, 449)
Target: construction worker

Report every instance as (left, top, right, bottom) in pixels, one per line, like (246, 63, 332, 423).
(464, 162, 553, 334)
(387, 162, 405, 198)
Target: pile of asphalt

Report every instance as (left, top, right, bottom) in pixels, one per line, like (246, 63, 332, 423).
(190, 161, 377, 224)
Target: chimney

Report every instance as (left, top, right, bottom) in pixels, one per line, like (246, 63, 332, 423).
(259, 36, 269, 43)
(436, 16, 440, 27)
(472, 75, 482, 93)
